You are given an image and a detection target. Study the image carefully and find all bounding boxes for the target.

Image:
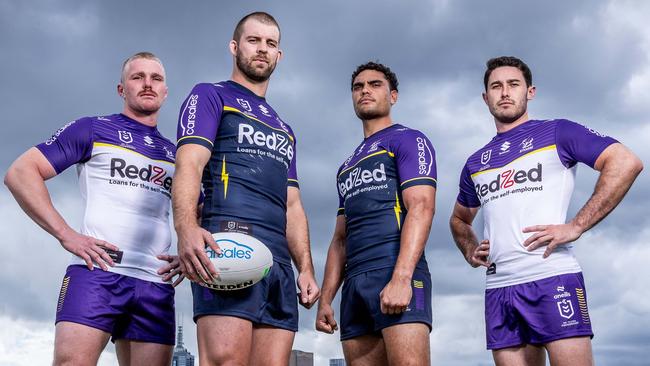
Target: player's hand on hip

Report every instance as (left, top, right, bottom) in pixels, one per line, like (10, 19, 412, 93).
(297, 271, 321, 309)
(469, 239, 491, 268)
(59, 230, 119, 271)
(315, 302, 338, 334)
(523, 223, 582, 258)
(176, 226, 221, 284)
(157, 254, 185, 287)
(380, 276, 412, 315)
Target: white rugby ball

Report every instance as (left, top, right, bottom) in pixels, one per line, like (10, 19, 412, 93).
(200, 232, 273, 291)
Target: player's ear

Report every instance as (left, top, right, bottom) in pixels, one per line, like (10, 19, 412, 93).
(390, 90, 398, 105)
(117, 84, 125, 98)
(229, 40, 238, 57)
(482, 92, 488, 105)
(527, 85, 536, 100)
(276, 49, 283, 63)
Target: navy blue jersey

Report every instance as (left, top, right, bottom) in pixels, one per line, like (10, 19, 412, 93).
(177, 81, 298, 265)
(337, 124, 437, 277)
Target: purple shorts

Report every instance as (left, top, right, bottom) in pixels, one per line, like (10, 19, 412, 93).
(485, 272, 593, 350)
(55, 265, 175, 345)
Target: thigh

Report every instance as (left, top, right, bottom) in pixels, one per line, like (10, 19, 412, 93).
(340, 274, 375, 340)
(54, 321, 111, 366)
(249, 325, 295, 366)
(258, 262, 299, 331)
(545, 336, 593, 366)
(115, 340, 173, 366)
(381, 323, 430, 366)
(197, 315, 253, 366)
(113, 280, 175, 345)
(492, 344, 546, 366)
(342, 334, 388, 366)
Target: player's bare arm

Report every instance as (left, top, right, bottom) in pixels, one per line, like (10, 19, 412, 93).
(172, 143, 221, 283)
(380, 185, 435, 315)
(315, 215, 347, 334)
(286, 186, 320, 308)
(450, 202, 490, 268)
(5, 147, 118, 270)
(523, 143, 643, 257)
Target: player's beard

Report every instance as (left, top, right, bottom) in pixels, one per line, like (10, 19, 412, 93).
(490, 100, 527, 124)
(236, 51, 276, 82)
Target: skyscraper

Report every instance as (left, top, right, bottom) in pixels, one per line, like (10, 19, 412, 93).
(172, 325, 195, 366)
(289, 349, 313, 366)
(329, 358, 346, 366)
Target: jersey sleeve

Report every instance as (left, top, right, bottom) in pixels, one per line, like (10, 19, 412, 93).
(392, 129, 437, 190)
(286, 125, 299, 188)
(176, 83, 224, 150)
(456, 164, 481, 208)
(35, 118, 94, 174)
(555, 119, 618, 168)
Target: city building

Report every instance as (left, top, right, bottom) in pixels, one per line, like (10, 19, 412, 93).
(289, 349, 313, 366)
(172, 325, 195, 366)
(329, 358, 346, 366)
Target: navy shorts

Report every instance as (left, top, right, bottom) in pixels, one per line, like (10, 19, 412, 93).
(55, 265, 175, 345)
(340, 267, 432, 340)
(485, 272, 593, 350)
(192, 261, 298, 331)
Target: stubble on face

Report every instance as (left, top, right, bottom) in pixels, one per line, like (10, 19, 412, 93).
(235, 48, 276, 82)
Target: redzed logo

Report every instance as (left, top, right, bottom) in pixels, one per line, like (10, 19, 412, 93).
(475, 163, 542, 198)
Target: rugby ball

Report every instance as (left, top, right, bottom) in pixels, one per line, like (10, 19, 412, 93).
(200, 232, 273, 291)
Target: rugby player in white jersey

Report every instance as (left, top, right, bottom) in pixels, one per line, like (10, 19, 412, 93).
(450, 56, 643, 366)
(5, 52, 182, 366)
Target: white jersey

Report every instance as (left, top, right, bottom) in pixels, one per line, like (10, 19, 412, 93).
(457, 119, 617, 289)
(37, 114, 176, 283)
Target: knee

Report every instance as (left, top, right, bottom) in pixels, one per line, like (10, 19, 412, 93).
(202, 349, 248, 366)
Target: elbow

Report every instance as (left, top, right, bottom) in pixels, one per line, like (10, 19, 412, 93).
(4, 165, 19, 192)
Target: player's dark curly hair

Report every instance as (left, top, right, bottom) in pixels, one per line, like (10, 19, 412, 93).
(484, 56, 532, 90)
(351, 62, 399, 92)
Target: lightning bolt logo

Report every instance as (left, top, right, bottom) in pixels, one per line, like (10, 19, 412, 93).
(221, 156, 229, 199)
(394, 192, 402, 229)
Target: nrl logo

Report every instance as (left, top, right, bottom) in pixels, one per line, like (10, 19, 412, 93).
(480, 149, 492, 165)
(557, 299, 574, 319)
(118, 131, 133, 144)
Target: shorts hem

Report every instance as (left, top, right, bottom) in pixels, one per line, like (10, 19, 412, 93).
(488, 332, 594, 350)
(194, 311, 297, 332)
(55, 317, 112, 335)
(375, 319, 432, 333)
(112, 335, 175, 345)
(530, 331, 594, 345)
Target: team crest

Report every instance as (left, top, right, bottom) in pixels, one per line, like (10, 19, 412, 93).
(236, 98, 252, 112)
(368, 140, 382, 153)
(118, 131, 133, 144)
(557, 298, 575, 319)
(480, 149, 492, 165)
(163, 146, 175, 160)
(520, 137, 534, 151)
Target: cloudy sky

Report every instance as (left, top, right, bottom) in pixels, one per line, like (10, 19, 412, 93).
(1, 1, 648, 365)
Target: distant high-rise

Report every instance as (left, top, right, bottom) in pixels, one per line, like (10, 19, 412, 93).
(172, 325, 195, 366)
(329, 358, 346, 366)
(289, 349, 313, 366)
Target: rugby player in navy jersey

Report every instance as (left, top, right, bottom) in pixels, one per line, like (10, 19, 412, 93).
(450, 56, 643, 366)
(4, 52, 182, 365)
(316, 62, 437, 366)
(172, 12, 320, 366)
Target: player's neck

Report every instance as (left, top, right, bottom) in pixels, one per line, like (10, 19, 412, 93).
(122, 109, 158, 127)
(494, 112, 529, 134)
(362, 116, 393, 138)
(231, 71, 269, 98)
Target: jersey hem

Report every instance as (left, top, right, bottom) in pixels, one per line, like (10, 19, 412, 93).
(485, 269, 582, 289)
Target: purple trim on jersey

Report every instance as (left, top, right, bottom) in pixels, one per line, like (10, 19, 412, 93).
(555, 119, 618, 168)
(176, 83, 224, 149)
(36, 118, 94, 173)
(456, 119, 617, 208)
(37, 114, 175, 174)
